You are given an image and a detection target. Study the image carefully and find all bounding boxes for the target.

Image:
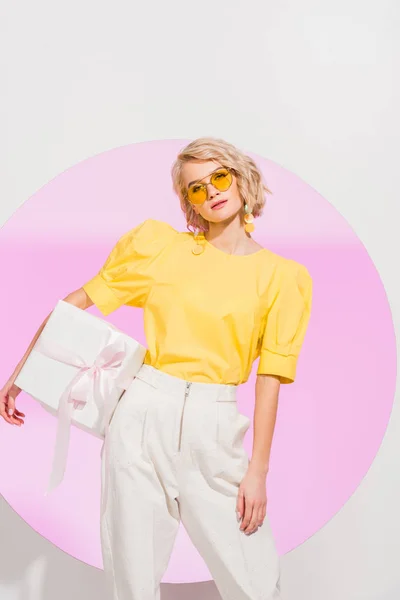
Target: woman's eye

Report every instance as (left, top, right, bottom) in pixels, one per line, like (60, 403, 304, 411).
(192, 185, 202, 193)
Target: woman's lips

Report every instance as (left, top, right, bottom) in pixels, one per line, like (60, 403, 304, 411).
(211, 200, 228, 210)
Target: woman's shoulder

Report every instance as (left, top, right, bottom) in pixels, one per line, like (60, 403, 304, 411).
(129, 218, 179, 238)
(109, 219, 179, 261)
(262, 248, 312, 282)
(258, 250, 312, 308)
(118, 218, 179, 247)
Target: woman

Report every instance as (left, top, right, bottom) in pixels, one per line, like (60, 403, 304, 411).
(1, 137, 312, 600)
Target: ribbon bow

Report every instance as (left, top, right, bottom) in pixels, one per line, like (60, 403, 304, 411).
(35, 333, 134, 511)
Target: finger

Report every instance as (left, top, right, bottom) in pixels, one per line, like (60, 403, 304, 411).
(240, 498, 254, 531)
(236, 488, 244, 521)
(11, 415, 24, 426)
(244, 504, 260, 534)
(13, 409, 25, 425)
(4, 399, 23, 426)
(6, 411, 23, 426)
(6, 395, 16, 417)
(257, 505, 265, 526)
(246, 525, 258, 535)
(0, 405, 17, 425)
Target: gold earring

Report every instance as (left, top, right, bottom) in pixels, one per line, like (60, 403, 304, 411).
(244, 203, 255, 233)
(192, 227, 206, 255)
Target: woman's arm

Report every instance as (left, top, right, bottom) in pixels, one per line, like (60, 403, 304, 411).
(236, 374, 280, 534)
(0, 288, 93, 425)
(249, 374, 281, 475)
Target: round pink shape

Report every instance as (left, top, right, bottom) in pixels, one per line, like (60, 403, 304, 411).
(0, 140, 396, 582)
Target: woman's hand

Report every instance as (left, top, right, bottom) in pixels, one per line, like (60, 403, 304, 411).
(236, 464, 268, 535)
(0, 381, 25, 426)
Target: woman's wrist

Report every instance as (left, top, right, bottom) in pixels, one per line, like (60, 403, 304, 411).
(248, 458, 269, 476)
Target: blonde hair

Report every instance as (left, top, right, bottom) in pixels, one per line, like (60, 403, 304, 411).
(171, 137, 272, 233)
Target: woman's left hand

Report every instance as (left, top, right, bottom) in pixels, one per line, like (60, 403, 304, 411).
(236, 464, 268, 535)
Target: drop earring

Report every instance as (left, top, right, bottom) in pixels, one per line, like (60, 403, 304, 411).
(244, 203, 255, 233)
(192, 226, 206, 255)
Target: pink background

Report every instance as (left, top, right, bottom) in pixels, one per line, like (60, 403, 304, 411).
(0, 140, 396, 583)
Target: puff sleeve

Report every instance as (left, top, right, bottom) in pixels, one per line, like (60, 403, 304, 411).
(257, 262, 313, 384)
(82, 219, 177, 316)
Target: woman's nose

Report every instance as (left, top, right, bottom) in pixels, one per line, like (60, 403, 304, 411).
(204, 181, 219, 200)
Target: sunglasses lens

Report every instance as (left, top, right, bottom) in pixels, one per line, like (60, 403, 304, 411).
(211, 169, 232, 191)
(187, 168, 233, 204)
(187, 184, 207, 205)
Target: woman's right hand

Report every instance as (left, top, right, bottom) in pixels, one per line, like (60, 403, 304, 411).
(0, 289, 91, 429)
(0, 381, 25, 426)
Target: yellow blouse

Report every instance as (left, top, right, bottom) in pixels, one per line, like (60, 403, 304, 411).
(82, 219, 312, 385)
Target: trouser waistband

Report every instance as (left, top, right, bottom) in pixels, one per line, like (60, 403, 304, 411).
(134, 364, 238, 402)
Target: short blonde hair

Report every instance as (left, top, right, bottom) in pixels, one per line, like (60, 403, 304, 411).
(171, 137, 272, 233)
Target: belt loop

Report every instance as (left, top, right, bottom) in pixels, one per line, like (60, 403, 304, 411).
(216, 385, 236, 402)
(151, 367, 161, 390)
(228, 385, 237, 402)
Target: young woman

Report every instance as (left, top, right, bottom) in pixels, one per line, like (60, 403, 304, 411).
(1, 137, 312, 600)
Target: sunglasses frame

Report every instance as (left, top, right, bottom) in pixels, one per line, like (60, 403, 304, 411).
(185, 166, 234, 205)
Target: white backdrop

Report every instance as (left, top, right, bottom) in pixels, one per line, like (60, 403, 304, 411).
(1, 1, 400, 599)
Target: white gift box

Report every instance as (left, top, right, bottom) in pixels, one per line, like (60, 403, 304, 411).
(15, 299, 147, 507)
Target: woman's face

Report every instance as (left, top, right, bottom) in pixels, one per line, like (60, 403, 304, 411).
(181, 160, 243, 226)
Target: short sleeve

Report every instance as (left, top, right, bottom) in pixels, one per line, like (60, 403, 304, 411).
(82, 219, 177, 316)
(257, 262, 313, 384)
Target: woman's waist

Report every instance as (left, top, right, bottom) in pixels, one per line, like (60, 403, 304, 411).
(136, 362, 238, 402)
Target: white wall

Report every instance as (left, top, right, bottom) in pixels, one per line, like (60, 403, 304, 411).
(1, 1, 400, 598)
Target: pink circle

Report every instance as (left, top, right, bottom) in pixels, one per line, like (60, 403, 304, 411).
(0, 140, 396, 582)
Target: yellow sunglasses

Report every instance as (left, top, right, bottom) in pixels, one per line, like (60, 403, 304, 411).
(186, 167, 233, 205)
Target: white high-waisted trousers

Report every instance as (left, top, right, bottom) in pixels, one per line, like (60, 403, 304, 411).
(100, 363, 282, 600)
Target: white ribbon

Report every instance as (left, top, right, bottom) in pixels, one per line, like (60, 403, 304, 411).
(35, 332, 134, 516)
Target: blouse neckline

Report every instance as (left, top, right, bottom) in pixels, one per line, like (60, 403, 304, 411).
(202, 236, 268, 258)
